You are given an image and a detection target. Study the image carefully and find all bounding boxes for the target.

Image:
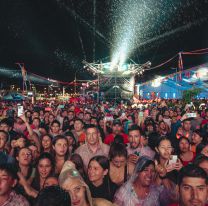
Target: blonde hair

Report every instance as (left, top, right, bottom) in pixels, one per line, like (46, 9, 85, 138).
(59, 161, 93, 206)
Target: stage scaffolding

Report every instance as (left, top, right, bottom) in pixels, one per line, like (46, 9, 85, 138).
(83, 60, 151, 101)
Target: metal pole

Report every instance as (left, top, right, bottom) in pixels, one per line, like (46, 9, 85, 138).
(97, 73, 99, 103)
(74, 74, 77, 95)
(74, 69, 83, 95)
(93, 0, 96, 62)
(63, 86, 65, 96)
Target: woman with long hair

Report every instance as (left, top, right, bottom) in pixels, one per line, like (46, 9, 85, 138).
(18, 152, 55, 199)
(87, 155, 118, 201)
(52, 135, 69, 175)
(108, 143, 134, 187)
(178, 137, 196, 166)
(154, 136, 183, 185)
(32, 152, 55, 191)
(16, 147, 35, 184)
(114, 156, 172, 206)
(65, 131, 78, 155)
(59, 161, 116, 206)
(15, 147, 36, 203)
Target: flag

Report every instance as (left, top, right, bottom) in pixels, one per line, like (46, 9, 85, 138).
(178, 53, 183, 70)
(16, 63, 27, 81)
(177, 74, 182, 81)
(187, 71, 191, 78)
(185, 71, 191, 78)
(21, 65, 27, 81)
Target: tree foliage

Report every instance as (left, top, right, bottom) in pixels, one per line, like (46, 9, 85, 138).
(182, 88, 202, 103)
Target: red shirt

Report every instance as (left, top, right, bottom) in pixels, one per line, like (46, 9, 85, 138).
(104, 133, 129, 145)
(181, 152, 196, 166)
(201, 119, 208, 126)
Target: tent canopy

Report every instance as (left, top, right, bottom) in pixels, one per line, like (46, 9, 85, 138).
(137, 63, 208, 99)
(3, 92, 26, 101)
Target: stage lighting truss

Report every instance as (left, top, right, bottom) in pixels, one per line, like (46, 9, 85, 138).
(82, 60, 151, 100)
(82, 60, 151, 77)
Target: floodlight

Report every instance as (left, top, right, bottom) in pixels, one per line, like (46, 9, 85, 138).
(151, 77, 164, 87)
(197, 68, 208, 79)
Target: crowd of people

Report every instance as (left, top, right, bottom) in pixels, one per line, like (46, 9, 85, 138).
(0, 98, 208, 206)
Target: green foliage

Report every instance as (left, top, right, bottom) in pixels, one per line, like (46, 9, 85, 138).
(182, 88, 202, 103)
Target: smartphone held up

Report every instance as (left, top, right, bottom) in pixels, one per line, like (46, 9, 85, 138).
(17, 104, 24, 117)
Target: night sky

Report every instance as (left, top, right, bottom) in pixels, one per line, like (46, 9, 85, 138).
(0, 0, 208, 85)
